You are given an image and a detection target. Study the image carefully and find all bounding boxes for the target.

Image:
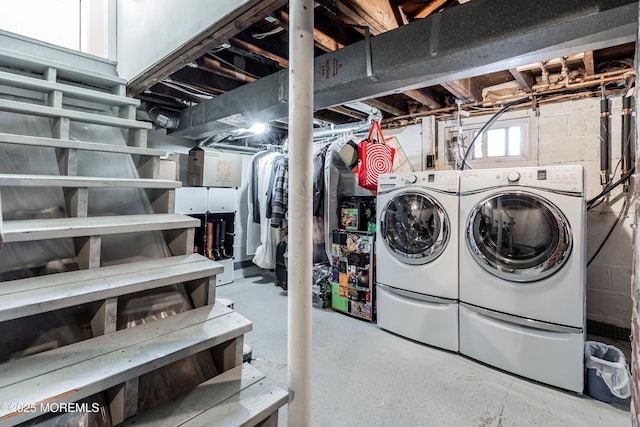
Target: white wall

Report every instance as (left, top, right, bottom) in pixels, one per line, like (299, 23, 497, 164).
(0, 0, 80, 51)
(384, 122, 430, 171)
(0, 0, 112, 59)
(116, 0, 252, 82)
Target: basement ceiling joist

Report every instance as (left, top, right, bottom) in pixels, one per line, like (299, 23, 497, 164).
(126, 0, 289, 97)
(170, 0, 637, 139)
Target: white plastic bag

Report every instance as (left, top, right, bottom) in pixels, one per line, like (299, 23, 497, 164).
(584, 341, 631, 399)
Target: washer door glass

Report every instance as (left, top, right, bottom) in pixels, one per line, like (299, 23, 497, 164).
(467, 191, 572, 282)
(381, 192, 449, 265)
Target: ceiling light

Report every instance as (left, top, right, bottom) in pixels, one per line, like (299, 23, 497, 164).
(248, 123, 269, 134)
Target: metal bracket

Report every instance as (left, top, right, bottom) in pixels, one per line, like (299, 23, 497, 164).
(364, 27, 378, 82)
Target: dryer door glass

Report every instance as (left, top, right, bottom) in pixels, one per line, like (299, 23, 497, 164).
(381, 192, 449, 265)
(466, 191, 572, 282)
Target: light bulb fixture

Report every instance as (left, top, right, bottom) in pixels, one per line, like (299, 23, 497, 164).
(247, 122, 269, 134)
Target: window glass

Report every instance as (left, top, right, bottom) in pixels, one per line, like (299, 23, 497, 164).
(487, 129, 505, 157)
(473, 131, 482, 159)
(508, 126, 521, 155)
(441, 115, 531, 165)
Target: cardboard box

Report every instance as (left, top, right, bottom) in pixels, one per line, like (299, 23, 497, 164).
(187, 146, 242, 187)
(158, 159, 179, 181)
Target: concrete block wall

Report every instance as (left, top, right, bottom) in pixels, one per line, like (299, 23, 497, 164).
(537, 96, 633, 329)
(632, 193, 640, 425)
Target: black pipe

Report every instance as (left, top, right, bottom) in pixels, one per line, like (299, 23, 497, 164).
(461, 96, 531, 170)
(622, 95, 633, 189)
(600, 97, 610, 186)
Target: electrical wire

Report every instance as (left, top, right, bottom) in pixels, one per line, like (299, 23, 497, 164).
(252, 26, 285, 39)
(160, 81, 215, 99)
(587, 194, 630, 266)
(460, 96, 531, 170)
(207, 53, 261, 80)
(587, 167, 635, 210)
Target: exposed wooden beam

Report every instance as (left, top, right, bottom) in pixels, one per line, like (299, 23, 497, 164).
(137, 94, 191, 110)
(583, 51, 596, 76)
(314, 109, 358, 124)
(276, 11, 345, 52)
(509, 68, 535, 92)
(143, 83, 209, 105)
(441, 78, 482, 103)
(327, 105, 369, 120)
(322, 1, 390, 35)
(341, 0, 402, 32)
(170, 68, 242, 94)
(126, 0, 288, 96)
(199, 57, 257, 83)
(364, 98, 406, 117)
(515, 53, 585, 72)
(229, 37, 289, 68)
(394, 4, 410, 26)
(404, 89, 444, 109)
(415, 0, 448, 19)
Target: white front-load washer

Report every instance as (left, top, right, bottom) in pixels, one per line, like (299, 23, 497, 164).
(376, 170, 459, 352)
(458, 165, 585, 393)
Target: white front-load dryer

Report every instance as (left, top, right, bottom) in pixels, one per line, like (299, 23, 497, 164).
(458, 165, 585, 393)
(376, 171, 459, 352)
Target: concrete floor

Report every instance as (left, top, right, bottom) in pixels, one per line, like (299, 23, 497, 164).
(218, 267, 631, 426)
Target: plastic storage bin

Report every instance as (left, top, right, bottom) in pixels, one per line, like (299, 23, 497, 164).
(584, 341, 631, 402)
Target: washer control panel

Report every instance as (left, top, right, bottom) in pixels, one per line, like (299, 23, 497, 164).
(378, 171, 459, 192)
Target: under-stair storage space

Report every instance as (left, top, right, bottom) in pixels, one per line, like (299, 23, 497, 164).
(175, 187, 237, 286)
(0, 42, 286, 427)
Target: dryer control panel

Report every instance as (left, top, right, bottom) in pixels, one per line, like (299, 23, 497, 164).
(460, 165, 583, 193)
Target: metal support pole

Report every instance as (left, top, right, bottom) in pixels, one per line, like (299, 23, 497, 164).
(287, 0, 314, 425)
(600, 97, 611, 186)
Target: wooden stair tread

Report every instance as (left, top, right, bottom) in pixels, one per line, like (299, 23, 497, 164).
(0, 304, 252, 427)
(0, 48, 126, 89)
(0, 132, 165, 156)
(3, 214, 200, 242)
(0, 70, 139, 107)
(122, 363, 288, 427)
(0, 99, 152, 130)
(0, 173, 181, 189)
(0, 254, 223, 322)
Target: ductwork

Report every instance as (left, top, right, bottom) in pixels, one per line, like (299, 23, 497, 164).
(171, 0, 637, 140)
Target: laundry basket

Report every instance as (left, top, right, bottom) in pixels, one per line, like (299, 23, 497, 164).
(584, 341, 631, 402)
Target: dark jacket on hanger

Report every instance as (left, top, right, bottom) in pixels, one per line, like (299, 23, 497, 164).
(270, 157, 289, 228)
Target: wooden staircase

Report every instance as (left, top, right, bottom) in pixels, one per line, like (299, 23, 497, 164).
(0, 42, 287, 426)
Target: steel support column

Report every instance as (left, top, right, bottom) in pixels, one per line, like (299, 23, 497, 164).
(287, 0, 314, 425)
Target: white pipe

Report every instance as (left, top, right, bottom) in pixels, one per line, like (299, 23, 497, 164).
(287, 0, 314, 425)
(312, 119, 371, 139)
(344, 101, 383, 122)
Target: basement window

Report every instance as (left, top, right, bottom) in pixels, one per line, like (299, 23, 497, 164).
(438, 110, 537, 168)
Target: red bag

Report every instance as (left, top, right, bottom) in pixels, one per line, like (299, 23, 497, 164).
(357, 121, 395, 195)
